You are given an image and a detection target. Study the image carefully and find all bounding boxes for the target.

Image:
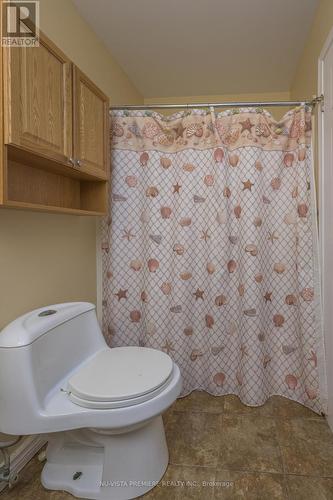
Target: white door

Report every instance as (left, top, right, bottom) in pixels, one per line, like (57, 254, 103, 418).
(319, 27, 333, 431)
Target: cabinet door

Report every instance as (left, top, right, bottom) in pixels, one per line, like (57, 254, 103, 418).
(73, 67, 109, 179)
(3, 32, 73, 165)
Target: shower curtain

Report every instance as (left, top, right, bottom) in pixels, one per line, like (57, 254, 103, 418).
(102, 106, 327, 414)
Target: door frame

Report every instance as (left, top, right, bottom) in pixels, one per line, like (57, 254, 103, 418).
(318, 26, 333, 430)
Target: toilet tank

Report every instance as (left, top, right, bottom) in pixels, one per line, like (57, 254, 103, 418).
(0, 303, 107, 434)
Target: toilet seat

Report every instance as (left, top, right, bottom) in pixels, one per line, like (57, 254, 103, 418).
(67, 347, 174, 409)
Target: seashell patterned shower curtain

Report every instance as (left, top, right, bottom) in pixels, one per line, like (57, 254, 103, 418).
(102, 106, 327, 414)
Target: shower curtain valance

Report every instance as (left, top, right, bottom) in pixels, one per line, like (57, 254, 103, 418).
(102, 106, 326, 414)
(110, 106, 312, 152)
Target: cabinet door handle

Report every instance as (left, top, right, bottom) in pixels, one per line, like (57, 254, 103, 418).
(68, 157, 75, 166)
(76, 160, 82, 167)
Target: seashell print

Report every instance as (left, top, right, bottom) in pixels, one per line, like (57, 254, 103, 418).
(157, 132, 173, 146)
(223, 187, 231, 198)
(147, 258, 159, 272)
(130, 310, 141, 322)
(305, 387, 317, 400)
(273, 314, 285, 327)
(245, 244, 257, 256)
(141, 291, 148, 302)
(130, 259, 142, 271)
(146, 321, 156, 336)
(238, 284, 245, 296)
(149, 234, 162, 244)
(292, 186, 299, 198)
(173, 243, 184, 255)
(258, 332, 265, 342)
(180, 217, 192, 227)
(180, 272, 192, 280)
(285, 294, 297, 305)
(113, 193, 127, 202)
(216, 210, 226, 224)
(190, 349, 204, 361)
(184, 327, 193, 336)
(206, 262, 216, 274)
(101, 242, 109, 253)
(282, 345, 297, 355)
(227, 260, 237, 273)
(204, 175, 214, 186)
(301, 287, 314, 302)
(298, 148, 306, 162)
(244, 309, 257, 317)
(183, 163, 195, 172)
(214, 148, 224, 163)
(255, 160, 263, 172)
(125, 175, 137, 187)
(213, 372, 225, 386)
(193, 195, 206, 203)
(271, 177, 281, 190)
(263, 355, 272, 368)
(229, 154, 239, 167)
(170, 305, 182, 313)
(274, 263, 286, 274)
(234, 205, 242, 219)
(161, 282, 172, 295)
(254, 217, 262, 227)
(236, 371, 243, 386)
(229, 235, 238, 244)
(160, 157, 172, 169)
(298, 203, 308, 218)
(284, 212, 297, 225)
(262, 196, 271, 204)
(211, 346, 224, 355)
(186, 123, 202, 137)
(146, 186, 159, 198)
(140, 152, 149, 166)
(205, 314, 214, 329)
(285, 374, 298, 390)
(283, 153, 294, 168)
(111, 123, 124, 137)
(228, 321, 237, 335)
(160, 206, 172, 219)
(255, 273, 263, 283)
(215, 294, 227, 306)
(140, 210, 150, 224)
(126, 132, 132, 139)
(128, 122, 142, 137)
(142, 122, 160, 138)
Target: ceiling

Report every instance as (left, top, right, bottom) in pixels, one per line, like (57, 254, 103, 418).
(73, 0, 319, 98)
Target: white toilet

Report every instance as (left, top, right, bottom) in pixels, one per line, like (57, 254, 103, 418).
(0, 302, 182, 499)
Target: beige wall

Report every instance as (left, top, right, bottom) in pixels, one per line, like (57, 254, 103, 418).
(145, 91, 291, 120)
(0, 0, 143, 329)
(291, 0, 333, 98)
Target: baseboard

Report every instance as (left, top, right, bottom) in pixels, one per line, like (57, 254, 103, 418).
(0, 435, 46, 492)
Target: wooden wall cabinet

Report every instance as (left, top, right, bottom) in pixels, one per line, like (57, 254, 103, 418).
(0, 30, 110, 215)
(73, 67, 109, 178)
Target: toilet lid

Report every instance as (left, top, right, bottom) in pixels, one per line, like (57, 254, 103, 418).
(67, 347, 173, 407)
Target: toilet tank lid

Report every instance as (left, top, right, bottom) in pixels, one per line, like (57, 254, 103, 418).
(0, 302, 95, 348)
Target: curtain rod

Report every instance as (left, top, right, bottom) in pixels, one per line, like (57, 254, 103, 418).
(110, 94, 324, 111)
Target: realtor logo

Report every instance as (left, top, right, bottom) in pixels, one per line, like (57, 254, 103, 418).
(1, 1, 39, 46)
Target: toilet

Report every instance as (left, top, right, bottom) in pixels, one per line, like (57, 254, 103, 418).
(0, 302, 182, 500)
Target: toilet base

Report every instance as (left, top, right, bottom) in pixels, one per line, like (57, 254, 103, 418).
(41, 416, 168, 500)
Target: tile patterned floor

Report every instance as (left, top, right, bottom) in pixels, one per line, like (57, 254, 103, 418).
(1, 392, 333, 499)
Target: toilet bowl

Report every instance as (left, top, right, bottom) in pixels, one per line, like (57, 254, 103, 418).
(0, 303, 182, 499)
